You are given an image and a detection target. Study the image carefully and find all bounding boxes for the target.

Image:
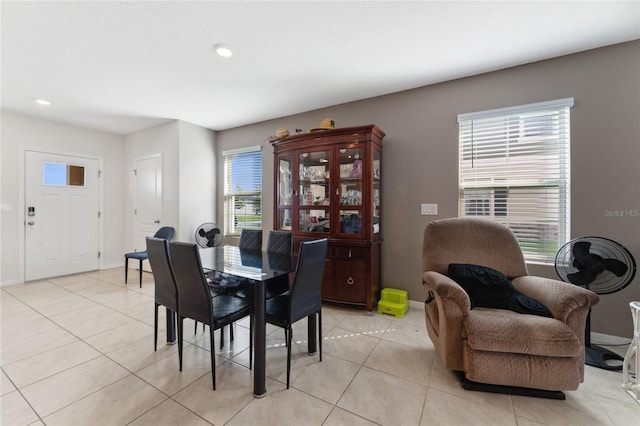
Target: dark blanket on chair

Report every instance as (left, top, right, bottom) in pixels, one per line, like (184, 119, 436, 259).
(448, 263, 553, 318)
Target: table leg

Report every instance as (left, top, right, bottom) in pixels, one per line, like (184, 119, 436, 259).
(254, 280, 266, 397)
(166, 308, 176, 344)
(307, 313, 317, 354)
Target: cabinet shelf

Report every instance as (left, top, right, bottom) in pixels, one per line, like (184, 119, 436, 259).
(301, 178, 329, 183)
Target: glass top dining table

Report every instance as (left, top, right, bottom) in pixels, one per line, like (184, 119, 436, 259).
(197, 245, 317, 397)
(199, 245, 293, 282)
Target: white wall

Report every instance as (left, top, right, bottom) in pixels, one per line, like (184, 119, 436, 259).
(0, 114, 216, 286)
(123, 121, 180, 252)
(178, 121, 216, 242)
(122, 120, 216, 249)
(0, 111, 125, 284)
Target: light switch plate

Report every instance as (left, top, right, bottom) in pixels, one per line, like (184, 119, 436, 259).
(0, 203, 12, 213)
(421, 203, 438, 215)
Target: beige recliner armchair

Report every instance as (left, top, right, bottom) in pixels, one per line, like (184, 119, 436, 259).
(422, 217, 599, 399)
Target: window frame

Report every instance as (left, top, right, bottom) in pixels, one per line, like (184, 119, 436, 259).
(222, 145, 263, 236)
(457, 98, 573, 264)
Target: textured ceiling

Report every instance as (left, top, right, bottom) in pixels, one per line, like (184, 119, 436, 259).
(2, 1, 639, 135)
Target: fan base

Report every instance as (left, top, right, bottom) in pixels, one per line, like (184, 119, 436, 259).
(585, 345, 623, 371)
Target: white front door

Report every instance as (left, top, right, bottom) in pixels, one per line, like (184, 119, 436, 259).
(133, 155, 163, 270)
(25, 151, 100, 281)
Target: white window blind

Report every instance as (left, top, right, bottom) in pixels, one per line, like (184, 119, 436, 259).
(223, 146, 262, 235)
(458, 98, 573, 263)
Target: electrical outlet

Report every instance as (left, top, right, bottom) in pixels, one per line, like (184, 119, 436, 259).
(421, 203, 438, 215)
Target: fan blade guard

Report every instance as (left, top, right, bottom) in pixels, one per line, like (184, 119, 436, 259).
(555, 236, 636, 295)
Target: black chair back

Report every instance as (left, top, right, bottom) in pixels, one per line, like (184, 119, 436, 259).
(289, 238, 328, 322)
(154, 226, 175, 241)
(169, 242, 254, 390)
(239, 229, 262, 251)
(147, 237, 178, 311)
(268, 252, 293, 272)
(169, 242, 211, 325)
(266, 230, 293, 255)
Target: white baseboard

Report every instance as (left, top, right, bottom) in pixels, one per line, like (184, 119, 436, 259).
(409, 300, 424, 310)
(1, 264, 122, 287)
(0, 279, 22, 287)
(591, 331, 632, 346)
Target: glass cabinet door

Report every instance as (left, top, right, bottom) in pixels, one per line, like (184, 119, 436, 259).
(276, 153, 293, 230)
(372, 147, 381, 235)
(298, 150, 330, 234)
(338, 145, 364, 236)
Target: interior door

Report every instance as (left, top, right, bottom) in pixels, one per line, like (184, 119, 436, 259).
(133, 154, 163, 270)
(25, 151, 100, 281)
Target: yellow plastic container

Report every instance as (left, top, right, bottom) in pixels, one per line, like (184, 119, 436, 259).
(377, 288, 409, 318)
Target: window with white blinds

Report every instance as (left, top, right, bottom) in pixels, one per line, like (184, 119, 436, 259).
(458, 98, 573, 263)
(223, 146, 262, 236)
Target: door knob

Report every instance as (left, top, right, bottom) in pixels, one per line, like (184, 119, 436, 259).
(27, 221, 35, 226)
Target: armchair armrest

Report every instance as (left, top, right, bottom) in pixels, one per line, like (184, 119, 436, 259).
(423, 271, 472, 312)
(422, 271, 471, 370)
(511, 276, 599, 323)
(513, 275, 599, 382)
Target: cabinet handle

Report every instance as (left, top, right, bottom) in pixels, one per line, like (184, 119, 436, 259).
(348, 250, 352, 258)
(336, 188, 339, 196)
(347, 277, 354, 285)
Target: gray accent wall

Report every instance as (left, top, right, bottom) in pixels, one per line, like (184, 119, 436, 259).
(217, 41, 640, 338)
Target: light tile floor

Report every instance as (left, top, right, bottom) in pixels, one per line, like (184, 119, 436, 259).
(1, 268, 638, 425)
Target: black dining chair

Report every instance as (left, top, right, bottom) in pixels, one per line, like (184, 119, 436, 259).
(239, 228, 262, 251)
(125, 226, 174, 288)
(197, 247, 261, 346)
(147, 236, 226, 356)
(265, 230, 293, 299)
(146, 237, 179, 353)
(198, 248, 261, 344)
(265, 238, 328, 388)
(266, 230, 293, 255)
(169, 241, 253, 390)
(195, 287, 237, 350)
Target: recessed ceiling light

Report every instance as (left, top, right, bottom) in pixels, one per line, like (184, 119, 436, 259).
(34, 98, 51, 106)
(214, 44, 233, 58)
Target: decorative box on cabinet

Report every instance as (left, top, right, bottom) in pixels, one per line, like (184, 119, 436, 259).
(271, 125, 384, 311)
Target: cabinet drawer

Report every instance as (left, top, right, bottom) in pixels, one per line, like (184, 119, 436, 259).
(334, 275, 366, 302)
(333, 246, 367, 259)
(335, 259, 367, 276)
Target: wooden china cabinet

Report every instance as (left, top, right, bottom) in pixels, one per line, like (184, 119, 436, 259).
(271, 125, 384, 311)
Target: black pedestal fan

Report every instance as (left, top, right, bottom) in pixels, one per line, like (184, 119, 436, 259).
(555, 237, 636, 371)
